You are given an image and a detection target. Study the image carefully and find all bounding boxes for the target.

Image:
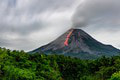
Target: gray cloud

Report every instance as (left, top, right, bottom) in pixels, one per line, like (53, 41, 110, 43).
(0, 0, 120, 51)
(72, 0, 120, 28)
(0, 0, 79, 51)
(0, 0, 77, 35)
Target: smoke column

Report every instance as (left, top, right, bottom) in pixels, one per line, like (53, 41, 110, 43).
(72, 0, 120, 28)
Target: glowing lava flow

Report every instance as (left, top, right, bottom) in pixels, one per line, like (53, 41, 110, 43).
(64, 30, 73, 46)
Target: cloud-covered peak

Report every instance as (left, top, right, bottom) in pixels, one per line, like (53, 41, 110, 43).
(0, 0, 120, 51)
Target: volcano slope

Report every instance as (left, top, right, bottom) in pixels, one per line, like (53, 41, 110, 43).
(31, 29, 120, 59)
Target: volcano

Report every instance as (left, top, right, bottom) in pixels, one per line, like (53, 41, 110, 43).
(31, 29, 120, 59)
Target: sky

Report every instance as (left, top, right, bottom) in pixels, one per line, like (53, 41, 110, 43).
(0, 0, 120, 51)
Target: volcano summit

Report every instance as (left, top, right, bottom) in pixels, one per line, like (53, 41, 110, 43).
(31, 29, 120, 59)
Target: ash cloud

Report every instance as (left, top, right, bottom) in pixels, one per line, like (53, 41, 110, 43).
(72, 0, 120, 28)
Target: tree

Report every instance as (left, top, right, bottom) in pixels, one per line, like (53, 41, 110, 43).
(110, 71, 120, 80)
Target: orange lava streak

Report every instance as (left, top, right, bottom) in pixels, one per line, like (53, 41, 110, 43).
(64, 30, 73, 46)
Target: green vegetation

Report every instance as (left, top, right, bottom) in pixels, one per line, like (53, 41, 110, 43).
(110, 71, 120, 80)
(0, 47, 120, 80)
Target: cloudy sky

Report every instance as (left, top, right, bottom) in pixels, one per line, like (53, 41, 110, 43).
(0, 0, 120, 51)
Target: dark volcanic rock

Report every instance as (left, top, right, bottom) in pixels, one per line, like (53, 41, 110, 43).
(31, 29, 120, 59)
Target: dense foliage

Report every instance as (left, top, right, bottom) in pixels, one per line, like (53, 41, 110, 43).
(0, 47, 120, 80)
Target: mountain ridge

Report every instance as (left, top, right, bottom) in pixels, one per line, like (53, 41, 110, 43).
(31, 28, 120, 59)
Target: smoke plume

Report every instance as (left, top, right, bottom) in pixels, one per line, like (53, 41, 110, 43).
(72, 0, 120, 28)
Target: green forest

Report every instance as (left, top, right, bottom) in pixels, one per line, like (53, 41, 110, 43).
(0, 47, 120, 80)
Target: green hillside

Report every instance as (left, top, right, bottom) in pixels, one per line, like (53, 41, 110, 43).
(0, 47, 120, 80)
